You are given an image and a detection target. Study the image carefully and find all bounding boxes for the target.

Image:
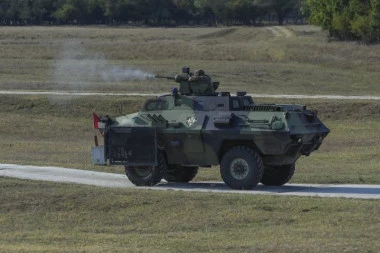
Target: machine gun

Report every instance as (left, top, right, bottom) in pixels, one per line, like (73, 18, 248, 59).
(155, 74, 190, 83)
(155, 66, 192, 83)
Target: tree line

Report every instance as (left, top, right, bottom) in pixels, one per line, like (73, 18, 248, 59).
(0, 0, 302, 26)
(304, 0, 380, 43)
(1, 0, 379, 43)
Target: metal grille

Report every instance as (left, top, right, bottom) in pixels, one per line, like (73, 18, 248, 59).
(246, 105, 284, 112)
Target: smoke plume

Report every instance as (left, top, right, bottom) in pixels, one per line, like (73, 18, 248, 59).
(100, 67, 154, 82)
(53, 42, 154, 85)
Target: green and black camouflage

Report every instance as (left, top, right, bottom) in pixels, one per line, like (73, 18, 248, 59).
(93, 67, 329, 189)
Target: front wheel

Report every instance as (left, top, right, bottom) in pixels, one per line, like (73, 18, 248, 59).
(220, 146, 264, 190)
(260, 164, 295, 186)
(125, 151, 167, 186)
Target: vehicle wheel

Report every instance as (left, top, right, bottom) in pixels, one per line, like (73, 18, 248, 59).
(164, 166, 198, 182)
(125, 151, 167, 186)
(220, 146, 264, 190)
(260, 163, 295, 186)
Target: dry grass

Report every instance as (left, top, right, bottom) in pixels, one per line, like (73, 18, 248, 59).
(1, 26, 380, 95)
(1, 178, 379, 253)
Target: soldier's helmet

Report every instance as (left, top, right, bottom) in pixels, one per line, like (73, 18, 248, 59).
(194, 69, 205, 76)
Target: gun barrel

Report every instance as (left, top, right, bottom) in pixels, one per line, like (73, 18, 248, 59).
(155, 75, 175, 80)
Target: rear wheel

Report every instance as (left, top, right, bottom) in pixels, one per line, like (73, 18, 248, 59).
(125, 151, 167, 186)
(220, 146, 263, 190)
(164, 166, 198, 182)
(260, 163, 295, 186)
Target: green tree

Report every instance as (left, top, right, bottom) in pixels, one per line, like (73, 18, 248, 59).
(172, 0, 196, 24)
(53, 0, 89, 24)
(255, 0, 299, 25)
(349, 0, 371, 40)
(306, 0, 380, 43)
(104, 0, 119, 23)
(87, 0, 105, 24)
(370, 0, 380, 41)
(2, 0, 29, 25)
(194, 0, 220, 25)
(234, 0, 265, 25)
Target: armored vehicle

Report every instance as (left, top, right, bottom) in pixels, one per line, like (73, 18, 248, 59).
(91, 67, 329, 189)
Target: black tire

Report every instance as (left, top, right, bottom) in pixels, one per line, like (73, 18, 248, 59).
(164, 166, 198, 182)
(260, 163, 295, 186)
(220, 146, 264, 190)
(125, 151, 167, 186)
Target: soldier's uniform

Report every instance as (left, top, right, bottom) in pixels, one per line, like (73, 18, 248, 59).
(188, 69, 214, 94)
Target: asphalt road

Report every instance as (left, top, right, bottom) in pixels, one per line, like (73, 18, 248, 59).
(1, 164, 379, 199)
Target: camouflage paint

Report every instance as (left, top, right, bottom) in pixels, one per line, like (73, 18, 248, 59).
(104, 92, 329, 167)
(93, 68, 329, 188)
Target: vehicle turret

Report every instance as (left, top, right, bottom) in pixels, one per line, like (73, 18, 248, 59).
(155, 66, 219, 96)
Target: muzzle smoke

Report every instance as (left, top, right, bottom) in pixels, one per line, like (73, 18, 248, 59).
(101, 67, 154, 81)
(53, 42, 154, 85)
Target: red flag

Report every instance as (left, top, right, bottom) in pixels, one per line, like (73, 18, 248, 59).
(93, 112, 100, 129)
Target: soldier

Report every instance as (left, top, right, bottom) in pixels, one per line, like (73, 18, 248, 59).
(188, 69, 208, 82)
(188, 69, 214, 94)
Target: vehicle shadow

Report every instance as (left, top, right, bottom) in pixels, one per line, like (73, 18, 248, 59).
(155, 181, 380, 198)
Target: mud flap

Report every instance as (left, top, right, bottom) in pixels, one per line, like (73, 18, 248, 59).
(107, 126, 157, 166)
(91, 146, 106, 165)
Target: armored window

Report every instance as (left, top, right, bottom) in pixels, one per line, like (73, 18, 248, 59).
(242, 98, 251, 106)
(232, 99, 240, 110)
(143, 100, 168, 111)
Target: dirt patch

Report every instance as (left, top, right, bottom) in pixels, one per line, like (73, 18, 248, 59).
(195, 28, 237, 39)
(266, 26, 293, 38)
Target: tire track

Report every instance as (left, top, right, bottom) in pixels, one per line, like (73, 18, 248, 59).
(267, 26, 293, 38)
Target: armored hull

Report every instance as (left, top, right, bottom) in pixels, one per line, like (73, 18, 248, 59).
(92, 68, 329, 189)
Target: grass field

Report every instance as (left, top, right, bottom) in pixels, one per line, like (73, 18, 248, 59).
(1, 25, 380, 95)
(1, 178, 379, 253)
(0, 26, 379, 252)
